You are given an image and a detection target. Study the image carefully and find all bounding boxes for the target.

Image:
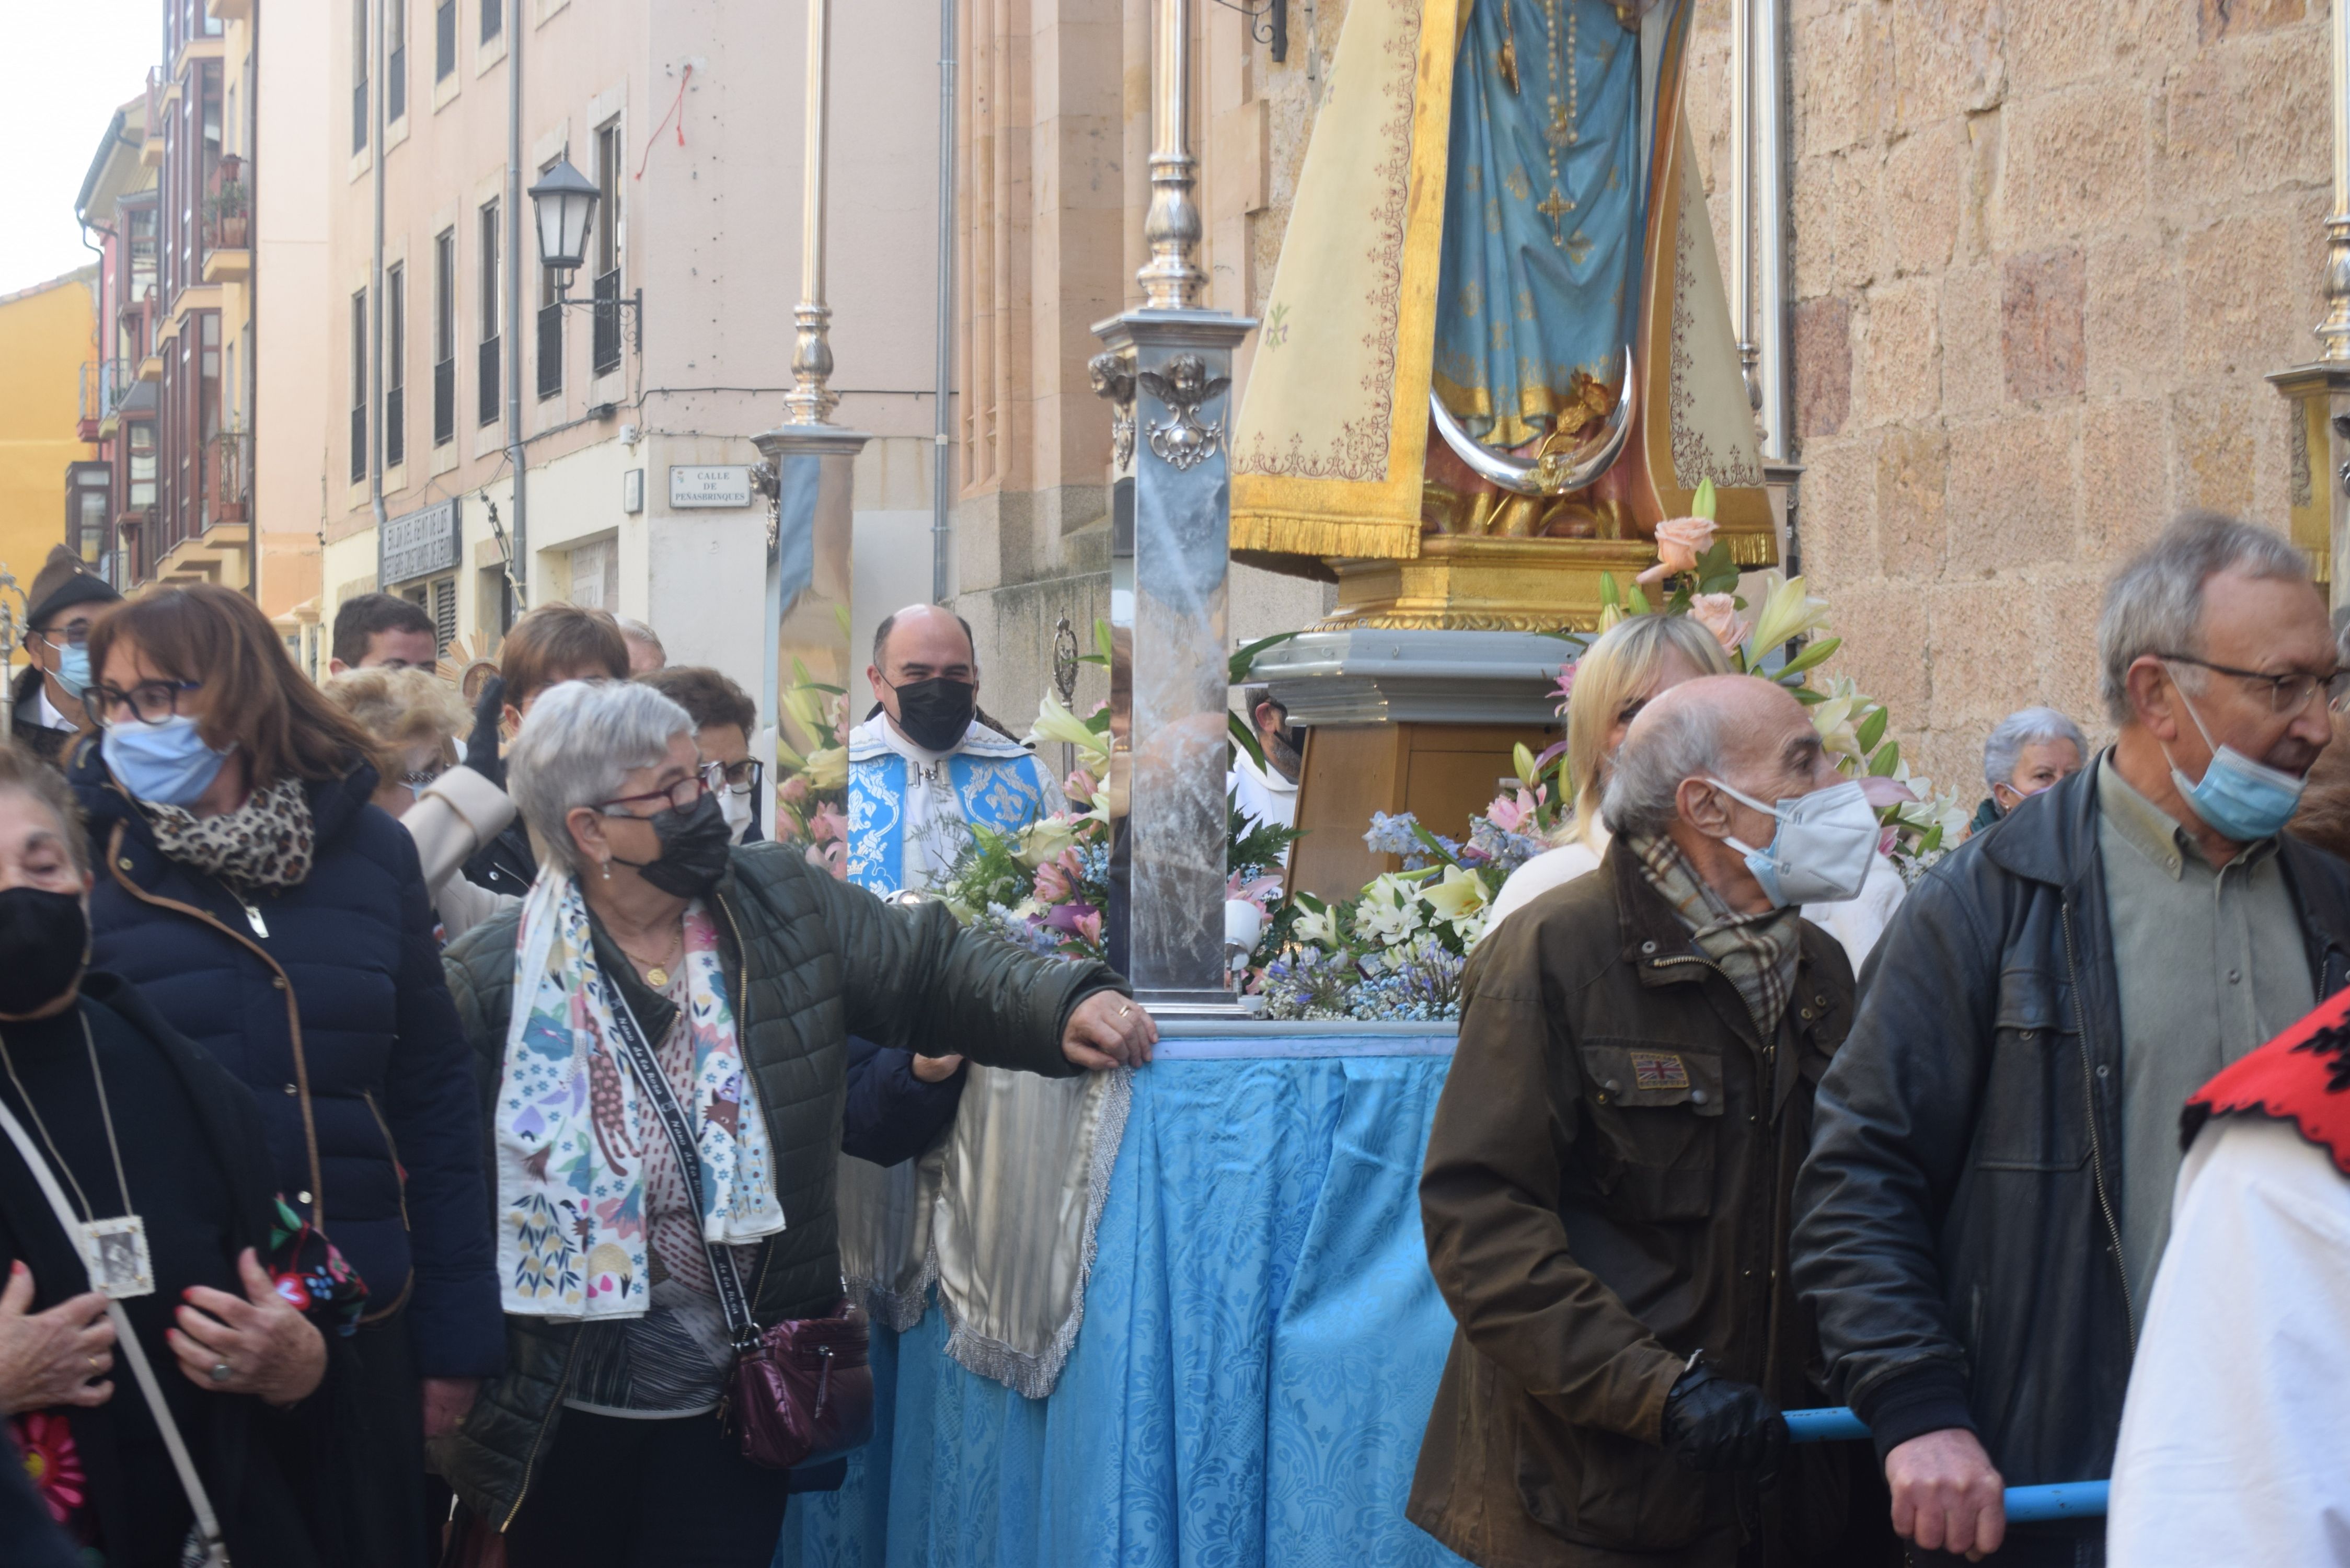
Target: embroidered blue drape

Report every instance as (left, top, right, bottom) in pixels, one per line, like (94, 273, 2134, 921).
(775, 1044, 1471, 1568)
(1433, 0, 1659, 448)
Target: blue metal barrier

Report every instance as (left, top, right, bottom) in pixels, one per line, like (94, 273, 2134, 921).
(1784, 1409, 2109, 1522)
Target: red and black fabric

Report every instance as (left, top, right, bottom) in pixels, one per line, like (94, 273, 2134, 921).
(2182, 987, 2350, 1174)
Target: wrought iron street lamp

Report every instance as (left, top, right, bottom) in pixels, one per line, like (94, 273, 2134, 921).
(526, 156, 643, 352)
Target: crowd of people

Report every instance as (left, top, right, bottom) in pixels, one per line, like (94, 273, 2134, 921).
(0, 558, 1151, 1567)
(2, 507, 2347, 1565)
(1419, 512, 2350, 1566)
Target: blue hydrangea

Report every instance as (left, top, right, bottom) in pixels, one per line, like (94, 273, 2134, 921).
(1362, 811, 1459, 871)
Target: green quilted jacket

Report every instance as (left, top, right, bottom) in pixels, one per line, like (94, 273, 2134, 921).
(430, 840, 1117, 1528)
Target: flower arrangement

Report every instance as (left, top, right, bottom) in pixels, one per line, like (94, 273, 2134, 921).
(769, 621, 855, 880)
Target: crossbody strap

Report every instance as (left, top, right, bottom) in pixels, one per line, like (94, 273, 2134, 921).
(0, 1096, 229, 1566)
(595, 970, 761, 1350)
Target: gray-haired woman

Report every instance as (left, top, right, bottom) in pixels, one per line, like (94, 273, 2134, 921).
(432, 680, 1153, 1567)
(1971, 706, 2089, 836)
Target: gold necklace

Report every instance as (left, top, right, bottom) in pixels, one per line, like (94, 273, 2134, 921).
(1535, 0, 1579, 248)
(615, 926, 685, 988)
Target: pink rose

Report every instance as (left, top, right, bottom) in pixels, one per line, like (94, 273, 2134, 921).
(1689, 593, 1745, 652)
(1635, 515, 1719, 587)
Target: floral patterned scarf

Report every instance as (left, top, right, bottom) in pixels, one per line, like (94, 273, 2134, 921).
(494, 870, 783, 1320)
(144, 775, 315, 892)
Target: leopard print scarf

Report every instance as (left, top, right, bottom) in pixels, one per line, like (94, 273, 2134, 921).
(145, 775, 316, 892)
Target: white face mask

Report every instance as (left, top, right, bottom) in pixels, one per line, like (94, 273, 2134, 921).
(718, 785, 755, 844)
(1704, 776, 1881, 908)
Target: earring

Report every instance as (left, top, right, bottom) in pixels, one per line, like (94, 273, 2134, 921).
(601, 858, 613, 881)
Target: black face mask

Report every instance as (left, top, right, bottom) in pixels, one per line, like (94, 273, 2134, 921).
(613, 791, 735, 898)
(0, 887, 90, 1020)
(886, 676, 979, 753)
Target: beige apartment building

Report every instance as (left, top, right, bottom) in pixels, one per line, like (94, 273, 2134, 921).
(288, 0, 947, 692)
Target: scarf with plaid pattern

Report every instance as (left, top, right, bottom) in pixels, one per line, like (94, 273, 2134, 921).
(1628, 832, 1801, 1037)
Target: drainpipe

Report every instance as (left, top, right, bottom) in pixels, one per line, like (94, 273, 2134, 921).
(246, 17, 260, 603)
(370, 0, 388, 546)
(931, 0, 956, 602)
(504, 0, 527, 606)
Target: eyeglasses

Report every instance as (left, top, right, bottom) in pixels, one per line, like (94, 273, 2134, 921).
(87, 678, 204, 727)
(2159, 654, 2350, 717)
(597, 775, 710, 817)
(31, 620, 96, 650)
(701, 758, 765, 794)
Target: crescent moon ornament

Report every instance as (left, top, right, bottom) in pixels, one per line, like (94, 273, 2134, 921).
(1428, 347, 1637, 498)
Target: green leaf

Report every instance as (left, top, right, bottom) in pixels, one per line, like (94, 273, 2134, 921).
(1773, 636, 1843, 681)
(1079, 618, 1115, 667)
(1664, 585, 1692, 617)
(1230, 630, 1300, 684)
(1229, 709, 1270, 772)
(1920, 823, 1945, 855)
(1868, 741, 1903, 777)
(1854, 705, 1890, 754)
(1790, 686, 1826, 706)
(1692, 476, 1718, 520)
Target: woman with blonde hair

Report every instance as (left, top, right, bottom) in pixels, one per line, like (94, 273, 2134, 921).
(323, 665, 519, 941)
(1488, 614, 1732, 925)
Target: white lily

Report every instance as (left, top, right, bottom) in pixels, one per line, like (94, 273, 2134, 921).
(1746, 571, 1833, 654)
(1028, 692, 1114, 774)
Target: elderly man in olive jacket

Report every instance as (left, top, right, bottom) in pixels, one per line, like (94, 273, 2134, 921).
(1411, 675, 1868, 1568)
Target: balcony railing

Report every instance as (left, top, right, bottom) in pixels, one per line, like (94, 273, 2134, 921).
(433, 356, 456, 446)
(203, 430, 250, 527)
(592, 270, 623, 375)
(536, 302, 562, 399)
(77, 359, 136, 438)
(478, 336, 500, 425)
(201, 155, 250, 275)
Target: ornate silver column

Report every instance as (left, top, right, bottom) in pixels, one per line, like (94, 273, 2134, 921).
(1092, 0, 1254, 1011)
(755, 0, 868, 770)
(2266, 0, 2350, 603)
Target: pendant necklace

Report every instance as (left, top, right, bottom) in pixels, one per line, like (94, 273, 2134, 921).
(0, 1012, 154, 1300)
(1535, 0, 1580, 248)
(618, 927, 685, 989)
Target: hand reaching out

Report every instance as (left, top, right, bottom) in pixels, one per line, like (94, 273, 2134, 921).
(1061, 991, 1157, 1071)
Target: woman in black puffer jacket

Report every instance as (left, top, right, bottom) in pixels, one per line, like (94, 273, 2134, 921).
(69, 584, 499, 1568)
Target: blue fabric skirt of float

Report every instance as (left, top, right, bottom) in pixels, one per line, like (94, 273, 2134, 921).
(776, 1028, 1471, 1568)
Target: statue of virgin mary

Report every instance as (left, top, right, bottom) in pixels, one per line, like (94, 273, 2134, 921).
(1230, 0, 1769, 624)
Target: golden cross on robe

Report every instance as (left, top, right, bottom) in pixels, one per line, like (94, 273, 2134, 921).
(1537, 185, 1575, 244)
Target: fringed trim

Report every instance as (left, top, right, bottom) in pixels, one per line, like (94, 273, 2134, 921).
(846, 1245, 937, 1336)
(935, 1066, 1134, 1401)
(1228, 509, 1423, 562)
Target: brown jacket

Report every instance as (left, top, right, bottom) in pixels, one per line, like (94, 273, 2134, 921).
(1409, 845, 1856, 1567)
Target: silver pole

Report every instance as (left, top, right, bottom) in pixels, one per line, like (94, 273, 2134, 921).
(2319, 0, 2350, 361)
(370, 0, 387, 541)
(782, 0, 839, 425)
(505, 0, 527, 599)
(1730, 0, 1756, 407)
(1754, 0, 1789, 460)
(1135, 0, 1203, 309)
(931, 0, 957, 599)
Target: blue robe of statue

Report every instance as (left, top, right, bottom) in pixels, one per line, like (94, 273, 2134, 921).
(1433, 0, 1664, 449)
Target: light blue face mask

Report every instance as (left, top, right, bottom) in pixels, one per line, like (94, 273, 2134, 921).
(2164, 676, 2307, 844)
(102, 714, 234, 808)
(54, 643, 92, 701)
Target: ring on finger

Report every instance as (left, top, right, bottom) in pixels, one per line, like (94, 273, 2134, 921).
(208, 1359, 233, 1384)
(85, 1353, 102, 1373)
